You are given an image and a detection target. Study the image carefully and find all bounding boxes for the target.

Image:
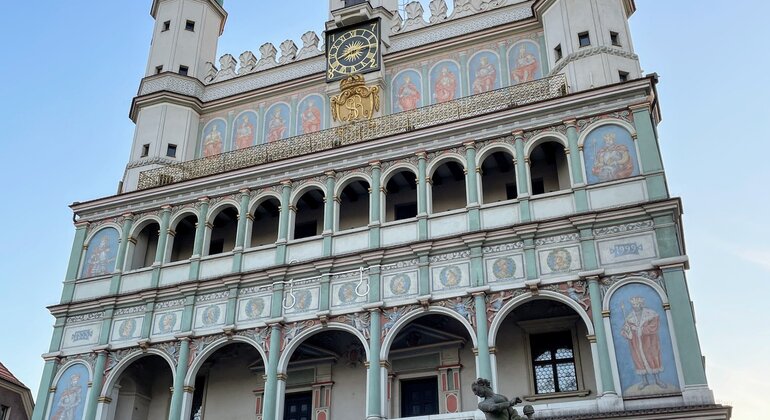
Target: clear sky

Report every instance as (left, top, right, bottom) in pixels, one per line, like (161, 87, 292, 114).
(0, 1, 766, 419)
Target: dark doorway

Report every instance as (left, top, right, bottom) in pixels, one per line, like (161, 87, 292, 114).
(283, 391, 313, 420)
(400, 377, 439, 417)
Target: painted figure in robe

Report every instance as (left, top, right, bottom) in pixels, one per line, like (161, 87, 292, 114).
(50, 374, 83, 420)
(85, 236, 114, 277)
(621, 296, 667, 389)
(397, 75, 421, 111)
(301, 100, 322, 134)
(234, 115, 255, 149)
(266, 108, 287, 142)
(591, 132, 634, 181)
(511, 45, 538, 84)
(472, 56, 497, 94)
(434, 66, 457, 103)
(203, 124, 223, 157)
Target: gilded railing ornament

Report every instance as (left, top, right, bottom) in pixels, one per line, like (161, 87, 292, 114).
(330, 75, 381, 122)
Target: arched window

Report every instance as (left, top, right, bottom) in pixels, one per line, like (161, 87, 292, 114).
(293, 188, 325, 240)
(250, 198, 280, 247)
(385, 170, 417, 222)
(129, 222, 160, 270)
(110, 356, 173, 420)
(529, 141, 570, 195)
(480, 150, 517, 203)
(338, 179, 370, 230)
(169, 215, 196, 262)
(207, 206, 238, 256)
(430, 160, 467, 213)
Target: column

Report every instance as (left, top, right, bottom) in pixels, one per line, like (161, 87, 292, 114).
(630, 103, 668, 200)
(262, 323, 283, 420)
(168, 336, 192, 420)
(141, 301, 155, 339)
(60, 221, 89, 303)
(83, 348, 109, 420)
(366, 308, 383, 419)
(464, 141, 481, 231)
(225, 284, 239, 326)
(586, 277, 617, 395)
(513, 131, 531, 222)
(565, 119, 588, 212)
(232, 189, 251, 272)
(30, 355, 59, 420)
(151, 205, 172, 288)
(276, 180, 292, 265)
(323, 171, 336, 256)
(110, 214, 135, 295)
(417, 252, 430, 296)
(498, 41, 510, 87)
(416, 152, 428, 240)
(459, 52, 469, 97)
(189, 197, 209, 280)
(521, 234, 538, 280)
(473, 291, 492, 381)
(369, 161, 382, 248)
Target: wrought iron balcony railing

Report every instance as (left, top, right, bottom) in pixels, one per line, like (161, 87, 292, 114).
(137, 74, 568, 190)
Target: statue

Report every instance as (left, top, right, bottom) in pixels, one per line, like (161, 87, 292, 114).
(472, 378, 534, 420)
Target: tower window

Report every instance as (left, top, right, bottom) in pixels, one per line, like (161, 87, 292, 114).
(554, 44, 563, 62)
(619, 71, 629, 83)
(155, 65, 163, 74)
(610, 31, 621, 46)
(166, 144, 177, 158)
(530, 331, 579, 394)
(578, 32, 591, 48)
(140, 144, 150, 158)
(162, 20, 171, 32)
(178, 65, 189, 76)
(185, 20, 195, 31)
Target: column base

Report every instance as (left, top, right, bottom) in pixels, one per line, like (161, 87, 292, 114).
(682, 384, 715, 405)
(597, 392, 624, 412)
(366, 416, 387, 420)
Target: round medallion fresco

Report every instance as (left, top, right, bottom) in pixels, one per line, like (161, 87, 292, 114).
(118, 318, 137, 339)
(158, 312, 177, 334)
(440, 265, 462, 288)
(546, 248, 572, 272)
(294, 289, 313, 311)
(338, 283, 357, 304)
(492, 257, 517, 280)
(202, 305, 221, 326)
(244, 297, 265, 320)
(389, 274, 411, 296)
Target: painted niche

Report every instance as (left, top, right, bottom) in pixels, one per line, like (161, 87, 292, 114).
(391, 70, 423, 112)
(232, 111, 258, 150)
(609, 282, 680, 397)
(48, 363, 89, 420)
(430, 60, 461, 104)
(508, 40, 542, 84)
(80, 227, 120, 278)
(583, 124, 640, 185)
(201, 118, 227, 157)
(469, 51, 501, 95)
(297, 95, 325, 135)
(264, 103, 291, 143)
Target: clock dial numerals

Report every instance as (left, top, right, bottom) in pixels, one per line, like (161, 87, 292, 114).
(326, 20, 381, 82)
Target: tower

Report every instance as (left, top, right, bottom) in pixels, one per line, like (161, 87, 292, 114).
(122, 0, 227, 192)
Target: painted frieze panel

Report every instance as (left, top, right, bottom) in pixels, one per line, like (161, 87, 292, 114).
(264, 102, 291, 143)
(391, 69, 423, 112)
(508, 40, 542, 84)
(537, 245, 582, 275)
(484, 253, 525, 283)
(232, 110, 258, 150)
(331, 273, 368, 308)
(430, 262, 470, 293)
(297, 94, 325, 135)
(48, 363, 89, 420)
(200, 118, 227, 157)
(237, 294, 272, 324)
(283, 284, 321, 315)
(429, 60, 462, 104)
(80, 227, 120, 278)
(194, 302, 227, 330)
(62, 322, 101, 349)
(597, 232, 657, 265)
(469, 51, 501, 94)
(609, 283, 680, 397)
(151, 310, 183, 337)
(382, 270, 419, 299)
(583, 124, 640, 185)
(110, 316, 143, 342)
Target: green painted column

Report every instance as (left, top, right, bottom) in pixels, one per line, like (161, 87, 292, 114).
(459, 52, 469, 97)
(473, 292, 492, 381)
(289, 96, 299, 137)
(630, 103, 668, 200)
(232, 189, 251, 272)
(61, 221, 89, 303)
(522, 236, 538, 280)
(369, 162, 382, 248)
(418, 254, 430, 296)
(513, 132, 531, 222)
(83, 349, 108, 420)
(48, 317, 66, 353)
(416, 152, 428, 240)
(653, 213, 681, 258)
(263, 323, 283, 420)
(276, 181, 292, 265)
(464, 142, 481, 231)
(168, 337, 191, 420)
(110, 214, 135, 295)
(587, 277, 617, 394)
(498, 41, 510, 87)
(565, 120, 589, 212)
(30, 356, 58, 420)
(368, 265, 381, 303)
(323, 171, 336, 256)
(151, 205, 172, 288)
(319, 273, 331, 312)
(189, 197, 210, 280)
(225, 285, 239, 326)
(366, 308, 382, 419)
(141, 301, 155, 339)
(420, 63, 430, 106)
(660, 265, 708, 386)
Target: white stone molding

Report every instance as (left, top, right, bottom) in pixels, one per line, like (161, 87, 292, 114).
(279, 40, 298, 64)
(255, 43, 279, 71)
(297, 31, 322, 60)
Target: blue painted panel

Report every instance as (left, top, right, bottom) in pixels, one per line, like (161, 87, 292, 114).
(80, 228, 120, 278)
(232, 111, 258, 150)
(429, 61, 461, 104)
(468, 51, 501, 94)
(391, 70, 423, 112)
(264, 103, 291, 142)
(48, 363, 89, 420)
(583, 125, 640, 185)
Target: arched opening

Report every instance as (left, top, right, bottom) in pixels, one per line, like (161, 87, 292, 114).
(430, 161, 467, 213)
(529, 141, 570, 195)
(207, 206, 238, 255)
(129, 222, 160, 270)
(189, 343, 265, 419)
(281, 330, 367, 420)
(169, 215, 197, 263)
(108, 355, 173, 420)
(250, 198, 280, 247)
(494, 299, 596, 401)
(384, 170, 418, 222)
(338, 179, 370, 230)
(386, 314, 476, 417)
(293, 188, 325, 240)
(480, 150, 517, 203)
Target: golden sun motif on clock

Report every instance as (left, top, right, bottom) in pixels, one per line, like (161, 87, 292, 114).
(326, 19, 381, 82)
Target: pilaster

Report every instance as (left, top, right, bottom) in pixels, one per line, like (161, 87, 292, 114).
(464, 141, 481, 231)
(369, 161, 382, 248)
(30, 355, 59, 420)
(83, 347, 109, 420)
(151, 205, 172, 288)
(190, 197, 210, 280)
(513, 131, 531, 222)
(630, 103, 668, 200)
(276, 180, 293, 265)
(110, 214, 135, 295)
(323, 171, 336, 256)
(232, 189, 251, 271)
(565, 119, 588, 211)
(61, 221, 89, 304)
(169, 335, 192, 420)
(416, 152, 429, 239)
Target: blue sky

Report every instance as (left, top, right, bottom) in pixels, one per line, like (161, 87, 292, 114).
(0, 1, 767, 419)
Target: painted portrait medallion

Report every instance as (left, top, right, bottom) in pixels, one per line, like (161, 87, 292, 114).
(202, 305, 221, 326)
(48, 364, 89, 420)
(80, 228, 120, 278)
(583, 124, 640, 185)
(439, 265, 463, 288)
(492, 257, 517, 280)
(158, 312, 177, 334)
(294, 289, 313, 311)
(244, 297, 265, 320)
(338, 283, 358, 304)
(546, 248, 572, 273)
(389, 273, 411, 296)
(117, 318, 137, 339)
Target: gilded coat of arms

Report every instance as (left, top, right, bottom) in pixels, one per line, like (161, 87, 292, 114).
(330, 74, 380, 122)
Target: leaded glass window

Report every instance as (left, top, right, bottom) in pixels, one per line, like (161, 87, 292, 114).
(530, 331, 578, 394)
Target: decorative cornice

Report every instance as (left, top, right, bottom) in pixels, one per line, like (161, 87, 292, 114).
(549, 45, 639, 76)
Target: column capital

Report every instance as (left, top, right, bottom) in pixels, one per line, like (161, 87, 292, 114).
(324, 170, 336, 179)
(74, 220, 90, 229)
(463, 140, 476, 150)
(415, 150, 427, 159)
(652, 255, 689, 270)
(578, 269, 605, 281)
(512, 129, 525, 139)
(280, 179, 293, 188)
(369, 160, 382, 169)
(121, 212, 135, 221)
(239, 188, 251, 196)
(563, 118, 578, 128)
(160, 204, 173, 212)
(197, 196, 211, 204)
(628, 102, 652, 112)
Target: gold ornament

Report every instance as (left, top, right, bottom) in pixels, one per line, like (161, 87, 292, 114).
(330, 75, 380, 123)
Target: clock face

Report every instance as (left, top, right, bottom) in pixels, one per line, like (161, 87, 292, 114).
(326, 19, 381, 82)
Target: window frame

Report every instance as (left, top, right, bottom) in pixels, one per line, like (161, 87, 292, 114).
(166, 143, 177, 158)
(178, 65, 189, 76)
(0, 405, 9, 420)
(140, 143, 150, 158)
(185, 20, 195, 32)
(610, 31, 621, 47)
(554, 44, 563, 62)
(577, 31, 591, 48)
(395, 372, 441, 418)
(161, 20, 171, 32)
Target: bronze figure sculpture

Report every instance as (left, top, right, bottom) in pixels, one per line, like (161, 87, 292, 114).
(472, 378, 535, 420)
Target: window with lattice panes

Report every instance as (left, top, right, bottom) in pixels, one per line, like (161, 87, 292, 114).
(530, 331, 579, 394)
